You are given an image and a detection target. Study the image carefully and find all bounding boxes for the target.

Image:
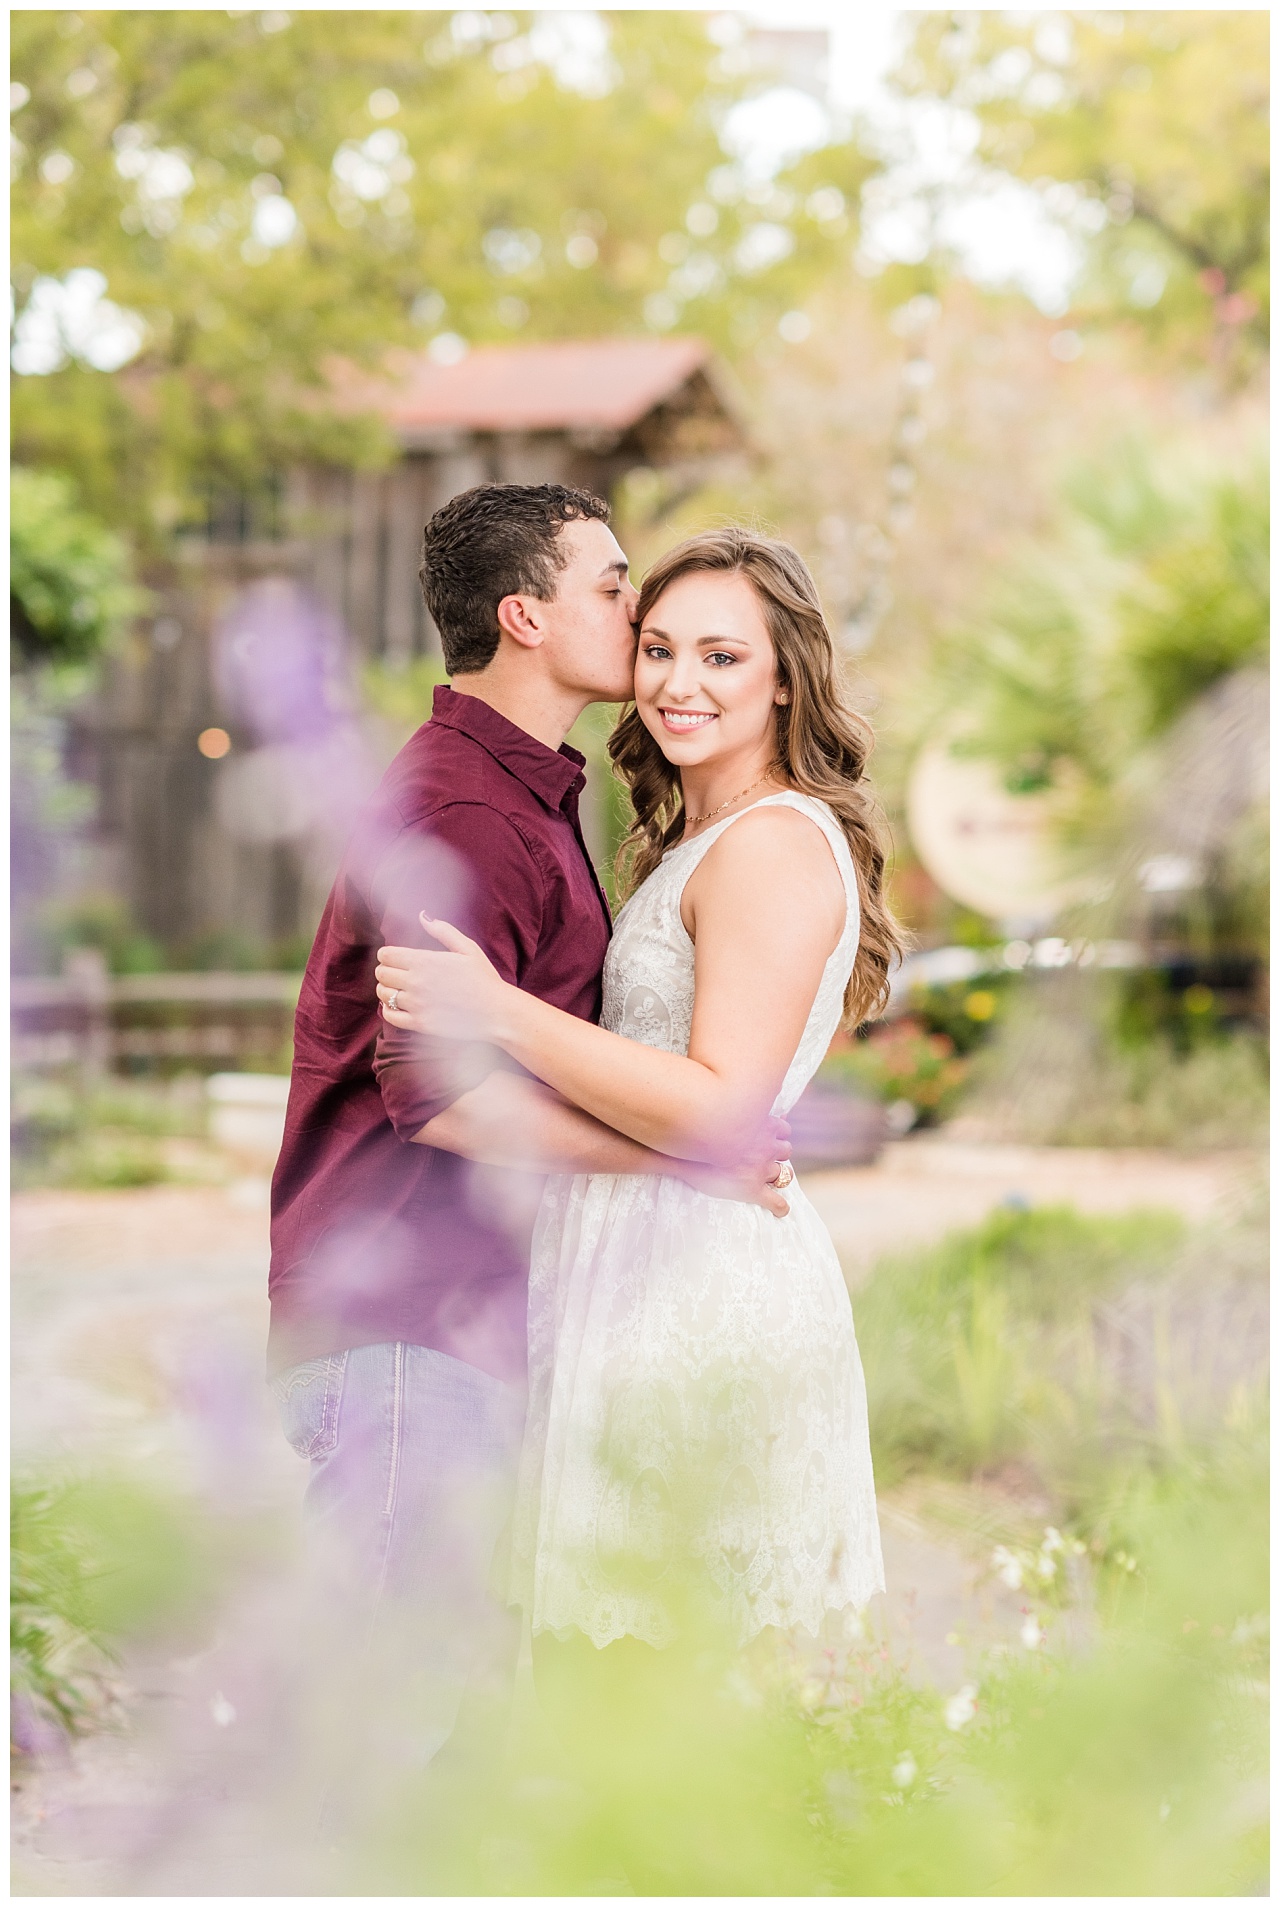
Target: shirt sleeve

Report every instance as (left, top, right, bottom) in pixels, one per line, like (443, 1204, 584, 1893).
(370, 803, 547, 1141)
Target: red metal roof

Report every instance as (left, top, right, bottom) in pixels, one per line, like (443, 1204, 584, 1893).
(369, 337, 712, 436)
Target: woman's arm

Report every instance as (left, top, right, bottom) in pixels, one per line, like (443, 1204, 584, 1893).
(419, 1071, 791, 1213)
(378, 806, 845, 1166)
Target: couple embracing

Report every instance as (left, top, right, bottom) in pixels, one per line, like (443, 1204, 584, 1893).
(268, 482, 898, 1774)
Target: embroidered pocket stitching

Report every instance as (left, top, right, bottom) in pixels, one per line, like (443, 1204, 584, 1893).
(273, 1352, 347, 1457)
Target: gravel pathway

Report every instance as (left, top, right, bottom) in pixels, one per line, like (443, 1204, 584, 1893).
(805, 1136, 1255, 1281)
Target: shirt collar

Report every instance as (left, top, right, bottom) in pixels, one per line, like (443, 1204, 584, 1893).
(430, 684, 586, 812)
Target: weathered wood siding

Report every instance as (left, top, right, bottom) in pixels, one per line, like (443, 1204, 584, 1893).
(80, 440, 613, 956)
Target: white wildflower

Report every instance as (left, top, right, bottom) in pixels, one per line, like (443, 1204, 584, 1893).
(992, 1544, 1023, 1589)
(1041, 1527, 1064, 1553)
(721, 1667, 763, 1709)
(943, 1683, 978, 1731)
(892, 1751, 918, 1787)
(1020, 1615, 1044, 1650)
(1036, 1552, 1057, 1580)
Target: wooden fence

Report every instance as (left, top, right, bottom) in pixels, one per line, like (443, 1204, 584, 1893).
(12, 951, 300, 1075)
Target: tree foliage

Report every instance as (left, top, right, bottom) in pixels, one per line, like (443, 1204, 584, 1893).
(10, 466, 147, 667)
(1068, 450, 1269, 740)
(895, 11, 1268, 362)
(921, 439, 1268, 946)
(932, 443, 1268, 786)
(10, 9, 869, 541)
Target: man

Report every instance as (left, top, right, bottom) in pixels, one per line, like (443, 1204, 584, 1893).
(267, 482, 784, 1791)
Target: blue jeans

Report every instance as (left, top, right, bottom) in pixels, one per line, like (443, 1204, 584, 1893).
(272, 1342, 525, 1787)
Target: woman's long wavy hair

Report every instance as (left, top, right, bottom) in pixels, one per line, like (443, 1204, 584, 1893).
(609, 528, 904, 1027)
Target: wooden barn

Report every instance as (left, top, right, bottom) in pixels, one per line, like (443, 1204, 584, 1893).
(76, 338, 745, 960)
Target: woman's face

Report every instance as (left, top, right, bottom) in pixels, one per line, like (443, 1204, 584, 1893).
(633, 570, 784, 772)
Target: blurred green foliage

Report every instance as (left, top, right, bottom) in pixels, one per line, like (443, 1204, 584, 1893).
(1113, 967, 1246, 1055)
(10, 466, 149, 667)
(10, 470, 149, 973)
(818, 970, 1017, 1124)
(934, 446, 1266, 803)
(33, 891, 165, 975)
(966, 972, 1269, 1150)
(11, 9, 868, 543)
(25, 890, 315, 977)
(12, 1472, 216, 1742)
(857, 1201, 1266, 1525)
(896, 11, 1269, 365)
(10, 1071, 208, 1190)
(822, 1022, 970, 1126)
(904, 973, 1014, 1056)
(361, 653, 449, 756)
(567, 698, 637, 905)
(340, 1423, 1267, 1895)
(11, 1480, 115, 1734)
(859, 1205, 1179, 1483)
(51, 1474, 219, 1640)
(1071, 445, 1269, 740)
(9, 1209, 1267, 1892)
(924, 442, 1267, 972)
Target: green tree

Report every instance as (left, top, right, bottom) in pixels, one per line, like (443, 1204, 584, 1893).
(895, 11, 1268, 363)
(930, 443, 1267, 789)
(10, 466, 146, 666)
(11, 9, 869, 542)
(920, 439, 1267, 965)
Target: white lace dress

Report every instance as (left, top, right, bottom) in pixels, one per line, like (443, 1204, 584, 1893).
(511, 792, 884, 1649)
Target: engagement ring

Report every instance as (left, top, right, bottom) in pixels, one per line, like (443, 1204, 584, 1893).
(386, 989, 400, 1013)
(770, 1161, 795, 1190)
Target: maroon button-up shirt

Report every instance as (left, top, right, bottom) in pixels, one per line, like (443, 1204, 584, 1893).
(268, 686, 612, 1383)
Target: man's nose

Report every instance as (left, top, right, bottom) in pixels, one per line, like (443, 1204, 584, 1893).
(624, 583, 640, 624)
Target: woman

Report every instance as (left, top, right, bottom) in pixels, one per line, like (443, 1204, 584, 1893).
(375, 529, 900, 1656)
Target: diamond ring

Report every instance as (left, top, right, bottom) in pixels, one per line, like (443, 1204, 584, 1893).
(386, 989, 400, 1013)
(770, 1160, 795, 1190)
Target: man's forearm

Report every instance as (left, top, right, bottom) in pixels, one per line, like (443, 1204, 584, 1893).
(414, 1072, 676, 1177)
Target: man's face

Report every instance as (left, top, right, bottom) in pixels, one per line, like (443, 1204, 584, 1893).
(537, 517, 639, 703)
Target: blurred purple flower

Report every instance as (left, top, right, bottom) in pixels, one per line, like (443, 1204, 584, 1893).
(213, 577, 352, 748)
(210, 577, 380, 850)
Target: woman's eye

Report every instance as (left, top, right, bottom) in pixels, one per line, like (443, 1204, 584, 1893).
(707, 651, 737, 667)
(642, 643, 672, 660)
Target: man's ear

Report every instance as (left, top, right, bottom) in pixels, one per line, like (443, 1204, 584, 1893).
(496, 593, 546, 651)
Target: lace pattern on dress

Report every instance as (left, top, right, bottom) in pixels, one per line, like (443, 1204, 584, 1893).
(512, 793, 884, 1648)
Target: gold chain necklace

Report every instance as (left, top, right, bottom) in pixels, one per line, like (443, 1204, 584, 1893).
(683, 769, 779, 829)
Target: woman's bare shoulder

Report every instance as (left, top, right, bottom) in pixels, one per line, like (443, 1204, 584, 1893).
(689, 800, 844, 904)
(707, 799, 837, 862)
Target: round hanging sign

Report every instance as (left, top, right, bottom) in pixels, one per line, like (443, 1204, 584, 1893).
(907, 734, 1097, 924)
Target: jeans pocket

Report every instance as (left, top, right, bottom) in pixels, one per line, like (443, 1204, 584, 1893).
(271, 1351, 348, 1459)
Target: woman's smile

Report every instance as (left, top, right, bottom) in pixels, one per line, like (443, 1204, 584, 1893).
(658, 707, 719, 733)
